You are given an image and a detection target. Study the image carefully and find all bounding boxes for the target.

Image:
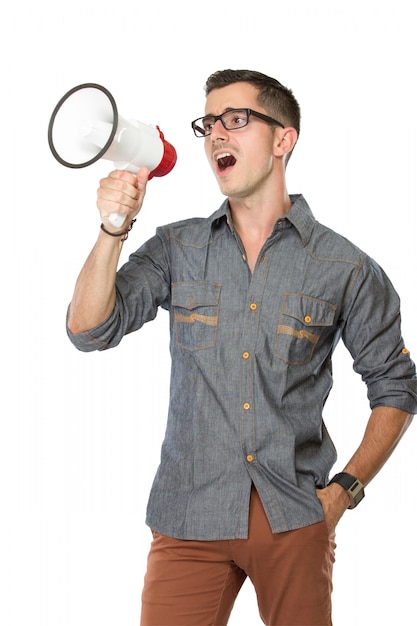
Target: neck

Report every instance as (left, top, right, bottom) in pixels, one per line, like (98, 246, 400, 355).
(229, 186, 292, 239)
(228, 186, 292, 274)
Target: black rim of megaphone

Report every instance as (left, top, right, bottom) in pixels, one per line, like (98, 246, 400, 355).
(47, 83, 118, 168)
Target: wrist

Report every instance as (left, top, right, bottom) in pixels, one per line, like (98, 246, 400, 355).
(100, 219, 136, 241)
(327, 481, 351, 509)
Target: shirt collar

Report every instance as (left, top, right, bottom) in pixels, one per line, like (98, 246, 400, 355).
(209, 200, 232, 232)
(285, 194, 316, 246)
(209, 194, 316, 247)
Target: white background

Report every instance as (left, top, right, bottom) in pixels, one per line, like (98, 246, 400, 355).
(1, 1, 416, 624)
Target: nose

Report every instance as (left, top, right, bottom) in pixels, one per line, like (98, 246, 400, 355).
(210, 118, 227, 142)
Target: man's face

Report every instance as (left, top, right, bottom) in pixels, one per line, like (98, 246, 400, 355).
(203, 82, 280, 201)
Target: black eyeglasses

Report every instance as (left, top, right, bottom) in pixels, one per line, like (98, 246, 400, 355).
(191, 108, 285, 138)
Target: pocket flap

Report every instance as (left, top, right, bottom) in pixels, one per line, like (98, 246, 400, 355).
(172, 282, 221, 310)
(282, 294, 336, 326)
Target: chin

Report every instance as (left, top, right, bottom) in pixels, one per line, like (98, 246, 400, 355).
(216, 175, 238, 195)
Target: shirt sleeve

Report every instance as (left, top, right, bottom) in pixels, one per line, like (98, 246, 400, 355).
(66, 228, 171, 353)
(341, 255, 417, 413)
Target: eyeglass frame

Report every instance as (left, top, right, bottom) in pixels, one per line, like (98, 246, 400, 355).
(191, 108, 285, 138)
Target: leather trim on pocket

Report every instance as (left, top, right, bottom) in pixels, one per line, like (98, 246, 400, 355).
(172, 281, 221, 351)
(274, 293, 336, 364)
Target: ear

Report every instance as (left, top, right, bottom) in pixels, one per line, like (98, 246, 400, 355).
(272, 127, 298, 159)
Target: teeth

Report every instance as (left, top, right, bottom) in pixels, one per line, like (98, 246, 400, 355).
(217, 152, 231, 160)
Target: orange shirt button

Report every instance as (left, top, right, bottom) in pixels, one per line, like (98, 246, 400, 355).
(242, 351, 250, 360)
(250, 303, 257, 311)
(304, 315, 312, 323)
(402, 347, 410, 355)
(246, 454, 254, 463)
(243, 402, 251, 410)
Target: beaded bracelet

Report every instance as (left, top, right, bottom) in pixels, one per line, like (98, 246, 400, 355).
(100, 219, 136, 242)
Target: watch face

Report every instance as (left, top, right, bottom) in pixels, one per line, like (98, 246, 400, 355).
(348, 480, 365, 508)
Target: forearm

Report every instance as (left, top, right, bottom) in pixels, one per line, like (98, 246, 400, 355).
(342, 405, 413, 486)
(317, 406, 413, 531)
(67, 229, 123, 334)
(67, 167, 148, 334)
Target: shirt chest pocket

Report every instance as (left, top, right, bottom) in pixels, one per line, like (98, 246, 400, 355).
(274, 294, 336, 365)
(172, 282, 221, 351)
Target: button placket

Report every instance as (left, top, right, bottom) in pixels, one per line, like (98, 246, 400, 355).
(239, 251, 272, 464)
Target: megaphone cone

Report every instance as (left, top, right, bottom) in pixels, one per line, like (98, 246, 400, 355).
(48, 83, 177, 226)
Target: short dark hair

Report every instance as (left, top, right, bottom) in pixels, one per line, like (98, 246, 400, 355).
(204, 69, 301, 162)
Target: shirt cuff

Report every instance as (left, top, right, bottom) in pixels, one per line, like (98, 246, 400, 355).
(66, 305, 120, 352)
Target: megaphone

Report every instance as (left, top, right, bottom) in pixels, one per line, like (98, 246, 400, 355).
(47, 83, 177, 227)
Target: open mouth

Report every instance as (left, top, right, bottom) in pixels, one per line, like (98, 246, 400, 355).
(216, 152, 236, 172)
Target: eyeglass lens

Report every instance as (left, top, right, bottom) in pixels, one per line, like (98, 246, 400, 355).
(196, 109, 249, 136)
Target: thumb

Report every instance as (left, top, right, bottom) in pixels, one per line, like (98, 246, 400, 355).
(136, 167, 150, 194)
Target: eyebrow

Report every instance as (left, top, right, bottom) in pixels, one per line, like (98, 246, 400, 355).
(203, 107, 241, 117)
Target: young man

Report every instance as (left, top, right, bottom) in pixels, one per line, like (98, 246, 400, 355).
(67, 70, 416, 625)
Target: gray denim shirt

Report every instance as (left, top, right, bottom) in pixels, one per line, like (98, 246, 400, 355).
(67, 195, 417, 540)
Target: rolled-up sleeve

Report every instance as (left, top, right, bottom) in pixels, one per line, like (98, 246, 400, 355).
(66, 305, 122, 352)
(342, 255, 417, 413)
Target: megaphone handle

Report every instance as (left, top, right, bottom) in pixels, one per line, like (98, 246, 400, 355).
(109, 213, 127, 228)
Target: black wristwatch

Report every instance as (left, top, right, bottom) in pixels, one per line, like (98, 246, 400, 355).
(328, 472, 365, 509)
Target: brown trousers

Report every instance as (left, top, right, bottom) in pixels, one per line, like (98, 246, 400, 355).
(141, 487, 335, 626)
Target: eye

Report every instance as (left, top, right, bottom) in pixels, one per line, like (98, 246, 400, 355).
(203, 117, 215, 132)
(226, 111, 248, 128)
